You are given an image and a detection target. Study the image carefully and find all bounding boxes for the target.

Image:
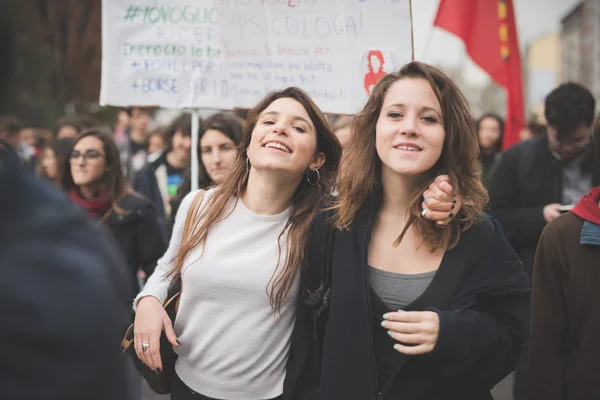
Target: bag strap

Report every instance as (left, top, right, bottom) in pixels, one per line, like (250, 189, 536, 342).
(121, 189, 208, 354)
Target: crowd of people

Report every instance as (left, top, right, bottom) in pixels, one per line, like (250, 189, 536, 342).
(1, 19, 600, 399)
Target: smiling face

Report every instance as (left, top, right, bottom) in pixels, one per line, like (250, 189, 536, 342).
(375, 78, 445, 178)
(201, 129, 238, 184)
(246, 97, 325, 180)
(70, 136, 107, 187)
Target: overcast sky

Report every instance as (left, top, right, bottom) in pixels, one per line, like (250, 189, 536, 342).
(411, 0, 580, 85)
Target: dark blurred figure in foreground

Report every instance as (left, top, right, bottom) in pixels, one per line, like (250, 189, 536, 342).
(0, 11, 129, 399)
(0, 142, 131, 400)
(490, 82, 600, 400)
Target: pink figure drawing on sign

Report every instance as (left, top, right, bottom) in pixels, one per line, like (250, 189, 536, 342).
(364, 50, 386, 95)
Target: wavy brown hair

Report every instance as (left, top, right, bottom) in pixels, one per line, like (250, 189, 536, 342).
(169, 87, 342, 313)
(334, 61, 488, 250)
(62, 130, 136, 220)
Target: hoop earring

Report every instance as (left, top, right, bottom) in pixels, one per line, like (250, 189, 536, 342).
(307, 169, 320, 186)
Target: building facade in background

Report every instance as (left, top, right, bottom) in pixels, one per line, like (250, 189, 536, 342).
(560, 0, 600, 109)
(524, 34, 561, 123)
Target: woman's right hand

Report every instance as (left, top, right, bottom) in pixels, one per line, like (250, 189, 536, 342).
(134, 296, 179, 373)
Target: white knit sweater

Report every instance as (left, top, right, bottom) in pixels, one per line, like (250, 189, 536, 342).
(135, 189, 298, 399)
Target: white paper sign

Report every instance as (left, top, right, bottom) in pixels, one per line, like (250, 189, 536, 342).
(100, 0, 413, 114)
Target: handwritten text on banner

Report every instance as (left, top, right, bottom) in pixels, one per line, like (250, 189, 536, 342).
(100, 0, 413, 113)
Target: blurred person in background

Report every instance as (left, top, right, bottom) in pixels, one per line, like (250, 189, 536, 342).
(145, 127, 167, 156)
(54, 116, 83, 139)
(520, 121, 546, 142)
(62, 130, 166, 303)
(476, 112, 504, 187)
(489, 82, 600, 400)
(135, 113, 196, 231)
(0, 10, 130, 398)
(528, 114, 600, 400)
(168, 112, 243, 235)
(119, 106, 153, 182)
(37, 137, 75, 188)
(331, 115, 354, 150)
(114, 107, 130, 147)
(0, 115, 35, 168)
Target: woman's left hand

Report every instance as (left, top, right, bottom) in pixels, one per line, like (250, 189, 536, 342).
(422, 175, 463, 226)
(381, 311, 440, 355)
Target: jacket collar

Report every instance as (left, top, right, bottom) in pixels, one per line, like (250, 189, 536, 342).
(580, 221, 600, 246)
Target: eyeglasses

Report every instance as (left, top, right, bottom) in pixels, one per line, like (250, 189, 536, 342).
(69, 150, 105, 162)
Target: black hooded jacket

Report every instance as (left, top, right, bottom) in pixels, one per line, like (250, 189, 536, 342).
(284, 209, 530, 400)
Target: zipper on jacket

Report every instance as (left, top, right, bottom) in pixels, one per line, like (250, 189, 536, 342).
(378, 356, 411, 399)
(363, 215, 381, 400)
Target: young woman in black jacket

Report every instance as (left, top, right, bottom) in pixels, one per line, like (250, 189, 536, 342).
(284, 62, 530, 400)
(63, 130, 166, 302)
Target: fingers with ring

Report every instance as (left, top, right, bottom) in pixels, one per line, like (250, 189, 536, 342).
(142, 343, 150, 352)
(421, 208, 428, 218)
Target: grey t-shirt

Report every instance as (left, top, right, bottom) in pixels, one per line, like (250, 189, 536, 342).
(562, 159, 592, 206)
(368, 266, 436, 311)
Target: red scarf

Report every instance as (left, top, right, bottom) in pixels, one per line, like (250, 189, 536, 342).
(571, 187, 600, 225)
(68, 187, 112, 220)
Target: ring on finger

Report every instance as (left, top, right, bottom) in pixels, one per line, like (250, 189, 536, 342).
(421, 208, 428, 218)
(142, 343, 150, 352)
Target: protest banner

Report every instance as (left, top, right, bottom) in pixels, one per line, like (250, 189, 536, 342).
(100, 0, 413, 114)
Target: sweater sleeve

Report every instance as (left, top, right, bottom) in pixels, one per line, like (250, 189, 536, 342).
(133, 190, 202, 309)
(424, 219, 530, 389)
(528, 224, 567, 400)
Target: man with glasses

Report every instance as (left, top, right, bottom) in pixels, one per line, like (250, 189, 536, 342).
(489, 82, 600, 400)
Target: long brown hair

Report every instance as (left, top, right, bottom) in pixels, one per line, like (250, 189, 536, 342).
(334, 61, 488, 250)
(37, 137, 75, 185)
(62, 130, 136, 219)
(170, 87, 342, 313)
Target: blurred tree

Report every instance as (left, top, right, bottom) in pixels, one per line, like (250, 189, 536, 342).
(7, 0, 106, 127)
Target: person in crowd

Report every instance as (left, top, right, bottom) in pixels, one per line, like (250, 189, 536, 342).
(133, 86, 461, 400)
(55, 116, 83, 139)
(37, 137, 75, 187)
(134, 113, 196, 230)
(519, 121, 546, 142)
(0, 115, 21, 152)
(169, 112, 244, 226)
(114, 108, 131, 146)
(0, 11, 130, 398)
(285, 62, 529, 400)
(489, 82, 600, 400)
(528, 115, 600, 400)
(62, 130, 166, 302)
(331, 115, 354, 150)
(146, 127, 167, 156)
(477, 112, 504, 187)
(119, 106, 153, 182)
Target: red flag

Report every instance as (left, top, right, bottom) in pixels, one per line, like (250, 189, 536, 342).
(433, 0, 524, 150)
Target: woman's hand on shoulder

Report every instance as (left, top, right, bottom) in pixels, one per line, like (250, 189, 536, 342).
(134, 296, 179, 372)
(381, 310, 440, 355)
(421, 175, 463, 227)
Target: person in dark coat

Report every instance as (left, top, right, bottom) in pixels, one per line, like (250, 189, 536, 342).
(284, 62, 529, 400)
(167, 112, 243, 235)
(134, 113, 198, 231)
(0, 141, 131, 400)
(476, 112, 504, 187)
(528, 115, 600, 400)
(489, 82, 600, 400)
(62, 130, 166, 302)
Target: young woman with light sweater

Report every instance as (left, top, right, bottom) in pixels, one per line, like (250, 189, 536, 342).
(133, 87, 461, 400)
